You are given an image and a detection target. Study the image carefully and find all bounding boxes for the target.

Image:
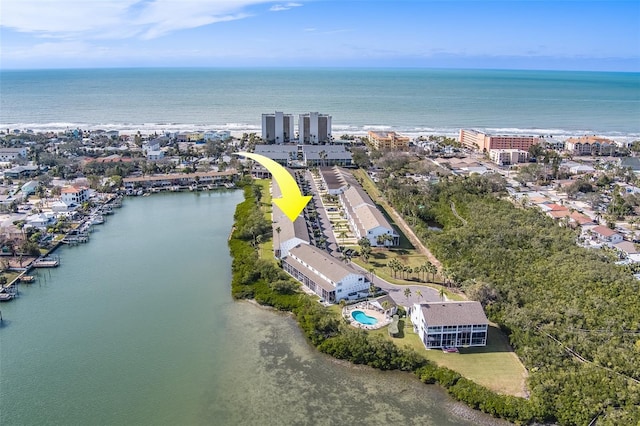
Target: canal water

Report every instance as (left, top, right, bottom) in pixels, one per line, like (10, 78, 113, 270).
(0, 191, 507, 426)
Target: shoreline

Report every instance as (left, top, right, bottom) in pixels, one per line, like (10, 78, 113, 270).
(2, 123, 639, 143)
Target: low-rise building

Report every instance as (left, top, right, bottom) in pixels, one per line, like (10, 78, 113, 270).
(367, 131, 410, 150)
(4, 165, 39, 179)
(321, 167, 399, 247)
(489, 149, 528, 166)
(591, 225, 624, 244)
(410, 301, 489, 349)
(565, 136, 615, 156)
(281, 243, 369, 303)
(0, 147, 28, 162)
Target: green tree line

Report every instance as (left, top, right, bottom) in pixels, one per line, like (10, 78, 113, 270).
(375, 173, 640, 425)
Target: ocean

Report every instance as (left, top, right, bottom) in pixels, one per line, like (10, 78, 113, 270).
(1, 68, 638, 141)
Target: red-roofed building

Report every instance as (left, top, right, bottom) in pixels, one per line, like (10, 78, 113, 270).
(61, 186, 90, 205)
(569, 212, 595, 227)
(591, 225, 623, 244)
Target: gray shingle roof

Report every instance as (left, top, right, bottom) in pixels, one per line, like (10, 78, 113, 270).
(288, 243, 362, 284)
(420, 302, 489, 326)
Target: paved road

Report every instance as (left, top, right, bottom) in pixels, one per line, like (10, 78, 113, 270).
(350, 261, 444, 307)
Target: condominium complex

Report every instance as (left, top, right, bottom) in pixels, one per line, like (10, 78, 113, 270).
(319, 167, 399, 247)
(261, 111, 295, 144)
(459, 129, 540, 152)
(367, 131, 410, 150)
(271, 178, 369, 303)
(488, 149, 529, 166)
(410, 301, 489, 349)
(299, 112, 332, 144)
(565, 136, 615, 156)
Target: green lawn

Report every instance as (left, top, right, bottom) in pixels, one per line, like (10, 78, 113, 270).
(351, 252, 464, 301)
(371, 320, 528, 397)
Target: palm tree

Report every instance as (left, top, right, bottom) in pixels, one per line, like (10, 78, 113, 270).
(338, 230, 348, 245)
(439, 287, 446, 301)
(403, 287, 412, 302)
(415, 289, 422, 301)
(368, 267, 376, 283)
(275, 226, 281, 252)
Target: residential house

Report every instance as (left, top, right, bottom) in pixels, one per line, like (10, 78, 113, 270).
(591, 225, 624, 244)
(4, 165, 39, 179)
(25, 212, 56, 230)
(61, 186, 90, 205)
(21, 181, 39, 198)
(410, 301, 489, 349)
(0, 147, 28, 162)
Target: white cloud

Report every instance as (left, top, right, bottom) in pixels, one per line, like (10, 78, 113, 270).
(269, 2, 302, 12)
(0, 0, 272, 40)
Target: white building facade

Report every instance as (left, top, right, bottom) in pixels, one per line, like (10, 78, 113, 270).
(61, 186, 90, 205)
(411, 302, 489, 349)
(282, 244, 369, 303)
(262, 111, 295, 144)
(299, 112, 332, 144)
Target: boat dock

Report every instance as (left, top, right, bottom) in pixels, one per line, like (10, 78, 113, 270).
(33, 257, 60, 268)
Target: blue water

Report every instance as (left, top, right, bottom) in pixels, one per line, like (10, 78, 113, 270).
(1, 68, 638, 139)
(352, 310, 378, 326)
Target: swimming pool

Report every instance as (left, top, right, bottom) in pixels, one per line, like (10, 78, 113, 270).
(351, 310, 378, 326)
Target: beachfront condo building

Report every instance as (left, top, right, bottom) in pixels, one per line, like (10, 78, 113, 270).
(565, 135, 615, 156)
(410, 301, 489, 349)
(262, 111, 295, 144)
(299, 112, 332, 144)
(367, 131, 410, 150)
(459, 129, 540, 153)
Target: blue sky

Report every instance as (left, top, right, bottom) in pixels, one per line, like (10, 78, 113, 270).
(1, 0, 638, 71)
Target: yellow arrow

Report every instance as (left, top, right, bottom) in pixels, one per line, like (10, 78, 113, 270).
(236, 152, 311, 222)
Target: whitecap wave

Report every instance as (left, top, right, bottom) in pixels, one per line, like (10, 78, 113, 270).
(1, 122, 638, 141)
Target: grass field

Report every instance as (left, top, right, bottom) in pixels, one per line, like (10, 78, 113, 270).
(370, 320, 528, 397)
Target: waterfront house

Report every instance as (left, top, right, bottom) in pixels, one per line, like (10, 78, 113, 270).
(61, 186, 90, 205)
(410, 301, 489, 349)
(25, 212, 57, 230)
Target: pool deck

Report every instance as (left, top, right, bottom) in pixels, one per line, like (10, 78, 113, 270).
(342, 302, 392, 330)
